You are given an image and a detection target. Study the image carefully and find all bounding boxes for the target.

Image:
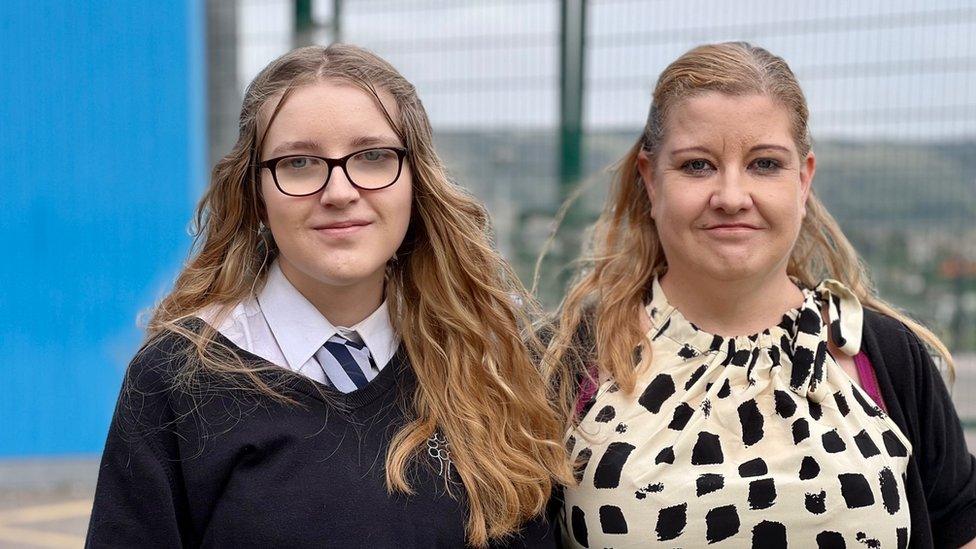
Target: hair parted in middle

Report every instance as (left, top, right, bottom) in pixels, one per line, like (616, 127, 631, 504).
(544, 41, 953, 428)
(145, 44, 572, 547)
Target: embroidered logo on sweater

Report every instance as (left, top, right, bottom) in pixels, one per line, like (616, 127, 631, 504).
(426, 431, 453, 477)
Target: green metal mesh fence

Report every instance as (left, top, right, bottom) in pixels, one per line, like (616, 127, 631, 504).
(209, 0, 976, 361)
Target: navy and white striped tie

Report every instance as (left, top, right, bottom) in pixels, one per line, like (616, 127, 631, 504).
(315, 333, 377, 392)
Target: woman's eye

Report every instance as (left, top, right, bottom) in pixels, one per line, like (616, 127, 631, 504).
(682, 159, 712, 173)
(752, 158, 781, 172)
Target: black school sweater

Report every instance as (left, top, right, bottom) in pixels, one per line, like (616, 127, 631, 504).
(861, 309, 976, 548)
(86, 325, 557, 548)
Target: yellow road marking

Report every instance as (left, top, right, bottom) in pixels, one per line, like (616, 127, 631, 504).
(0, 499, 92, 525)
(0, 525, 84, 548)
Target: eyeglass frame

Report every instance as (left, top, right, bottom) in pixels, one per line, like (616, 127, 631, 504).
(257, 146, 409, 196)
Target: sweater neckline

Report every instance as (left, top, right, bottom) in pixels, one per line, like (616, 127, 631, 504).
(202, 318, 409, 409)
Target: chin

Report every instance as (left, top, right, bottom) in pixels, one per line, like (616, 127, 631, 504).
(316, 265, 386, 288)
(698, 259, 768, 283)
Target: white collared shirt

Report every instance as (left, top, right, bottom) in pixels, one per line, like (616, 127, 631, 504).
(197, 261, 399, 387)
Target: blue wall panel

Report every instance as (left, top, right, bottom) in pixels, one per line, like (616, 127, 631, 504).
(0, 1, 205, 455)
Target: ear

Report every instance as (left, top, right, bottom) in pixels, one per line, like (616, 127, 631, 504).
(799, 151, 816, 217)
(636, 149, 658, 219)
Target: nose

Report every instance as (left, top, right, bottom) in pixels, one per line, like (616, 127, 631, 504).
(709, 169, 753, 214)
(319, 165, 360, 208)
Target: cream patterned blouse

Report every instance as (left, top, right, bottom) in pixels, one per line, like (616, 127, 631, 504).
(563, 278, 912, 548)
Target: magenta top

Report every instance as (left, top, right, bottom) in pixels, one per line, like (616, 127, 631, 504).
(854, 350, 888, 412)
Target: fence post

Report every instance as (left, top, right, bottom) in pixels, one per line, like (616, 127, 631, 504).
(557, 0, 587, 293)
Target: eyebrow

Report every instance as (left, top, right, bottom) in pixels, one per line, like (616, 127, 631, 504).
(669, 146, 712, 156)
(270, 140, 322, 157)
(748, 144, 792, 154)
(269, 135, 402, 157)
(668, 144, 792, 156)
(349, 135, 401, 149)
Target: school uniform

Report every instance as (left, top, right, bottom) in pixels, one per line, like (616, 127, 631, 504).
(86, 262, 556, 548)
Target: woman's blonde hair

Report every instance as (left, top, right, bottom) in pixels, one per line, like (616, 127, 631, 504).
(545, 41, 954, 413)
(144, 44, 571, 546)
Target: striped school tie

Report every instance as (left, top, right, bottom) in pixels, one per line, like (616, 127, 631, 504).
(314, 333, 377, 392)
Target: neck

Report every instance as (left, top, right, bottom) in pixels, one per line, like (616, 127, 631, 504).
(278, 262, 385, 327)
(659, 266, 803, 337)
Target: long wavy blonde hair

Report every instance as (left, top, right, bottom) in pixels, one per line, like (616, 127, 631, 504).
(545, 41, 954, 415)
(145, 44, 571, 546)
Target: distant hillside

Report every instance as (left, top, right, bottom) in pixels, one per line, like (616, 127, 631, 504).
(433, 130, 976, 350)
(435, 131, 975, 231)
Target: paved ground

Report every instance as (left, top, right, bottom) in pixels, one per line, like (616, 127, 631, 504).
(0, 458, 96, 548)
(2, 355, 974, 548)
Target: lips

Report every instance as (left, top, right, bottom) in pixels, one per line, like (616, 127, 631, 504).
(311, 219, 372, 237)
(705, 224, 761, 230)
(312, 219, 371, 230)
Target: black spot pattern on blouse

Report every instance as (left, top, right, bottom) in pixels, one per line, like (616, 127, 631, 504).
(799, 456, 821, 480)
(705, 505, 740, 543)
(816, 530, 845, 548)
(598, 505, 627, 534)
(853, 429, 881, 459)
(806, 490, 827, 515)
(593, 405, 615, 423)
(774, 390, 797, 418)
(592, 442, 634, 489)
(696, 473, 724, 496)
(691, 432, 724, 465)
(656, 503, 687, 541)
(638, 374, 674, 414)
(747, 478, 777, 510)
(738, 399, 765, 446)
(563, 278, 911, 547)
(739, 457, 768, 478)
(668, 402, 694, 431)
(751, 520, 788, 549)
(839, 473, 875, 509)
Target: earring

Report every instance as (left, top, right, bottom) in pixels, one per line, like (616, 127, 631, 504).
(258, 221, 267, 234)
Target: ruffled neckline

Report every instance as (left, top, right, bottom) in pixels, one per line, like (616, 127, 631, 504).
(644, 277, 818, 356)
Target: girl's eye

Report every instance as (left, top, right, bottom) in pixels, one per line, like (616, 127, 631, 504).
(360, 149, 393, 162)
(286, 157, 310, 169)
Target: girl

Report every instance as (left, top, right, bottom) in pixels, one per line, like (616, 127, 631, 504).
(87, 44, 570, 548)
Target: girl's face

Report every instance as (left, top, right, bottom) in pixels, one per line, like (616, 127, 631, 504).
(259, 80, 412, 299)
(637, 92, 815, 286)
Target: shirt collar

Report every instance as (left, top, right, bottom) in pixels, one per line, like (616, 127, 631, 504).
(349, 300, 398, 369)
(257, 262, 398, 371)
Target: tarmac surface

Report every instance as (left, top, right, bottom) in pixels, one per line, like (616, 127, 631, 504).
(2, 355, 974, 548)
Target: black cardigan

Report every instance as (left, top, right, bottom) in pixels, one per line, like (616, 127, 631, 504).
(86, 326, 557, 548)
(860, 309, 976, 548)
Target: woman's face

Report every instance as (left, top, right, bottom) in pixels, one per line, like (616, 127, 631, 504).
(637, 92, 815, 285)
(259, 79, 412, 297)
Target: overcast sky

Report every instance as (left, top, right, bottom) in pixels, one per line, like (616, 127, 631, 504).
(237, 0, 976, 140)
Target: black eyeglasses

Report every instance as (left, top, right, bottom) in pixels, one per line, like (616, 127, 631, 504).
(258, 147, 408, 196)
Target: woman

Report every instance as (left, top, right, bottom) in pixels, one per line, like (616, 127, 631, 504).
(546, 42, 976, 548)
(87, 44, 570, 548)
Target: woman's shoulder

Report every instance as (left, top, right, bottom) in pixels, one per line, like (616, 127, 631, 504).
(861, 307, 916, 343)
(860, 307, 948, 413)
(861, 308, 935, 373)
